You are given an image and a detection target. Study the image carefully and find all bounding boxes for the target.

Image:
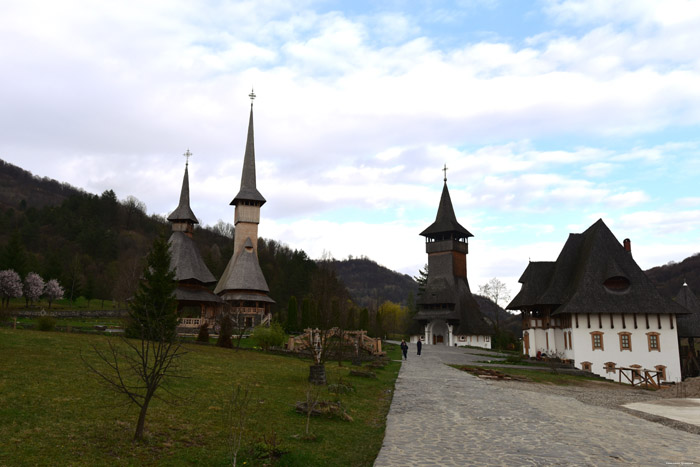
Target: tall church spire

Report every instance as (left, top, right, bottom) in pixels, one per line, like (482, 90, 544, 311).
(231, 90, 266, 206)
(420, 179, 472, 239)
(167, 150, 198, 225)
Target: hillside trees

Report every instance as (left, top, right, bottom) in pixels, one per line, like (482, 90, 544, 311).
(23, 272, 45, 306)
(0, 270, 23, 307)
(44, 279, 64, 308)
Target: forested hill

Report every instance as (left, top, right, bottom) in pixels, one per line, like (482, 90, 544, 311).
(0, 159, 339, 312)
(327, 257, 418, 308)
(646, 253, 700, 299)
(0, 159, 79, 210)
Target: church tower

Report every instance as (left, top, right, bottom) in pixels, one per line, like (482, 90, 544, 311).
(167, 152, 222, 328)
(215, 92, 274, 327)
(413, 167, 491, 347)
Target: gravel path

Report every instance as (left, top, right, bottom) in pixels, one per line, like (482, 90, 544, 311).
(375, 345, 700, 466)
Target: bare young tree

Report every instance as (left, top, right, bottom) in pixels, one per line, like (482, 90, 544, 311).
(478, 277, 511, 332)
(82, 235, 185, 441)
(83, 334, 186, 440)
(223, 384, 253, 467)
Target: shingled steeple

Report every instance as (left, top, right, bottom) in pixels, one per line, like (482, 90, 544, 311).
(167, 152, 198, 228)
(215, 93, 274, 326)
(420, 181, 473, 240)
(231, 102, 266, 206)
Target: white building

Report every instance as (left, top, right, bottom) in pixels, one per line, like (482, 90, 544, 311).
(508, 219, 688, 383)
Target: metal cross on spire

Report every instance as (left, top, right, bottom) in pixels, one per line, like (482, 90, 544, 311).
(249, 87, 256, 103)
(183, 149, 192, 166)
(443, 163, 448, 182)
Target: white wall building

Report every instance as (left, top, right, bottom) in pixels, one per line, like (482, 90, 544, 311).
(509, 220, 688, 384)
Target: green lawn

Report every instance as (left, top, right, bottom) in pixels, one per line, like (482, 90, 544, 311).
(0, 329, 400, 466)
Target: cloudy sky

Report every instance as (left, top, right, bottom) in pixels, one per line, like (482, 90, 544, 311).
(2, 0, 700, 295)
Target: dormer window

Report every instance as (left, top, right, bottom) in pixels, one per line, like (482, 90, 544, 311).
(604, 276, 630, 292)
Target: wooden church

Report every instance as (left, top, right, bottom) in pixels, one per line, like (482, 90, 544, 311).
(172, 93, 274, 333)
(167, 153, 223, 330)
(410, 170, 492, 348)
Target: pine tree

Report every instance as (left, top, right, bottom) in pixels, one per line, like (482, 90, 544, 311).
(300, 298, 311, 330)
(126, 235, 178, 341)
(358, 307, 369, 332)
(286, 296, 298, 333)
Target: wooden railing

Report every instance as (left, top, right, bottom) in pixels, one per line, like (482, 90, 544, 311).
(618, 367, 662, 388)
(287, 328, 384, 355)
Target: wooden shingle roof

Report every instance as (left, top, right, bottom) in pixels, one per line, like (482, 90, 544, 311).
(168, 231, 217, 285)
(420, 182, 472, 239)
(231, 105, 266, 206)
(507, 219, 690, 317)
(675, 283, 700, 337)
(167, 164, 198, 224)
(215, 237, 274, 301)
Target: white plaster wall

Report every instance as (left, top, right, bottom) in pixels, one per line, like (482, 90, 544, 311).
(454, 335, 491, 349)
(530, 328, 548, 357)
(571, 313, 682, 383)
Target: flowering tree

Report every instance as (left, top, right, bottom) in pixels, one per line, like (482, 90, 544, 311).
(0, 269, 23, 308)
(44, 279, 64, 309)
(24, 272, 45, 306)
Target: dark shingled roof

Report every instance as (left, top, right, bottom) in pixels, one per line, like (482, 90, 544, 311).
(167, 164, 198, 223)
(168, 231, 217, 285)
(231, 104, 266, 206)
(420, 182, 473, 238)
(175, 285, 224, 304)
(675, 283, 700, 337)
(215, 238, 274, 301)
(415, 276, 492, 335)
(507, 219, 691, 317)
(508, 261, 555, 309)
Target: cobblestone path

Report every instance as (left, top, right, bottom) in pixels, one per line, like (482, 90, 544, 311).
(374, 345, 700, 466)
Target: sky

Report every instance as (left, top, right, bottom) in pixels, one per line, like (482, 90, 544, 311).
(2, 0, 700, 297)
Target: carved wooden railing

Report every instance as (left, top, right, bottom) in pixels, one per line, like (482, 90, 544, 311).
(287, 328, 383, 355)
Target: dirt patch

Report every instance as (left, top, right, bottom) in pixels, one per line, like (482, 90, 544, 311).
(657, 376, 700, 398)
(458, 366, 530, 382)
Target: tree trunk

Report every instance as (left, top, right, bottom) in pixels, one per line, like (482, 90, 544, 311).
(308, 364, 326, 385)
(134, 397, 151, 441)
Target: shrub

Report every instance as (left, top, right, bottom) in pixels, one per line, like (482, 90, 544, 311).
(252, 322, 286, 351)
(36, 316, 56, 331)
(196, 322, 210, 343)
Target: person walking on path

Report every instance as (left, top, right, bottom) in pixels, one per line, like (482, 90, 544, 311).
(400, 340, 408, 360)
(416, 338, 422, 356)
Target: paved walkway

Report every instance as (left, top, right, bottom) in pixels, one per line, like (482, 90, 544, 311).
(375, 345, 700, 466)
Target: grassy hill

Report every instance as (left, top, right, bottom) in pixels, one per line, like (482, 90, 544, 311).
(0, 328, 400, 466)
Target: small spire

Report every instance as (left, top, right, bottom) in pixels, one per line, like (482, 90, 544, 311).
(249, 87, 256, 105)
(443, 163, 448, 182)
(183, 148, 192, 167)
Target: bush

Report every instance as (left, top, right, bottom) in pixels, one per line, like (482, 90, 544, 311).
(252, 322, 286, 351)
(36, 316, 56, 332)
(196, 322, 210, 343)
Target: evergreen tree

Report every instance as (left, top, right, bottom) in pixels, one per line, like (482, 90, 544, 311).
(125, 235, 178, 341)
(1, 233, 28, 277)
(286, 295, 298, 333)
(358, 307, 369, 332)
(330, 300, 341, 328)
(300, 298, 311, 330)
(414, 263, 428, 297)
